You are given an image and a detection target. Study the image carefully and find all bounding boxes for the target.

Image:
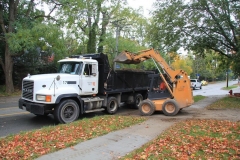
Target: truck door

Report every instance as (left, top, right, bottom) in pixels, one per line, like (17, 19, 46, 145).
(80, 63, 98, 95)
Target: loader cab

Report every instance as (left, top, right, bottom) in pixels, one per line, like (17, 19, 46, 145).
(148, 74, 171, 100)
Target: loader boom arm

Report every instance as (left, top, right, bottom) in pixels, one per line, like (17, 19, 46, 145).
(114, 48, 187, 83)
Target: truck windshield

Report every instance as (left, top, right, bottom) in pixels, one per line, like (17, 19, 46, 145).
(59, 62, 83, 75)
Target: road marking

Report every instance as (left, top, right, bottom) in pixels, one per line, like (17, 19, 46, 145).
(0, 112, 30, 117)
(0, 101, 18, 103)
(0, 107, 18, 110)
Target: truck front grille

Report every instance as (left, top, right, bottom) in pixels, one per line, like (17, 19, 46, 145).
(22, 80, 34, 100)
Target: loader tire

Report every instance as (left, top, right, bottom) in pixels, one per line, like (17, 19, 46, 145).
(139, 99, 155, 116)
(162, 99, 179, 116)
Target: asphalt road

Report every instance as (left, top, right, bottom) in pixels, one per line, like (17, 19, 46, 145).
(0, 80, 238, 138)
(193, 80, 237, 96)
(0, 96, 57, 137)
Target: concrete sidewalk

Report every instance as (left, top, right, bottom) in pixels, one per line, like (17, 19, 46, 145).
(36, 95, 227, 160)
(37, 118, 175, 160)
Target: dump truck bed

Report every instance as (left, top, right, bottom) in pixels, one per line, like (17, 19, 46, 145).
(104, 69, 154, 93)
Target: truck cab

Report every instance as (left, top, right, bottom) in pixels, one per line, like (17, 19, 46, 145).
(58, 58, 99, 95)
(19, 56, 101, 123)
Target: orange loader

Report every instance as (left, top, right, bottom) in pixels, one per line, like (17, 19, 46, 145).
(114, 48, 194, 116)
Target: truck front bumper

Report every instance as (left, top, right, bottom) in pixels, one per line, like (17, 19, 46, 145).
(19, 98, 53, 115)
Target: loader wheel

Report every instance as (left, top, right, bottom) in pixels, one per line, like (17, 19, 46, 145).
(54, 99, 80, 124)
(162, 99, 179, 116)
(139, 99, 155, 116)
(106, 97, 119, 114)
(134, 93, 143, 109)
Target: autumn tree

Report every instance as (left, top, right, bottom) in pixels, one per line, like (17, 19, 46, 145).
(149, 0, 240, 74)
(171, 55, 193, 75)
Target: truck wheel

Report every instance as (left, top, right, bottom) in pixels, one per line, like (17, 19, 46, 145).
(106, 97, 119, 114)
(162, 99, 179, 116)
(193, 86, 196, 90)
(139, 99, 155, 116)
(200, 85, 202, 89)
(54, 99, 80, 124)
(134, 93, 143, 109)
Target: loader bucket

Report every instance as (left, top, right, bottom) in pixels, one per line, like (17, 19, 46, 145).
(114, 51, 141, 64)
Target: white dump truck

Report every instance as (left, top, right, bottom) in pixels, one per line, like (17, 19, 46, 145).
(19, 53, 154, 123)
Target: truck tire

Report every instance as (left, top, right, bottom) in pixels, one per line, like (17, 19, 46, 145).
(200, 85, 202, 89)
(54, 99, 80, 123)
(162, 99, 179, 116)
(139, 99, 155, 116)
(106, 97, 119, 114)
(134, 93, 143, 109)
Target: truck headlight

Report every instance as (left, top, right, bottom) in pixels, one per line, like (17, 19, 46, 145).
(36, 95, 52, 102)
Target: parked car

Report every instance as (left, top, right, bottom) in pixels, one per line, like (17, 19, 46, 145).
(201, 80, 208, 86)
(190, 79, 202, 90)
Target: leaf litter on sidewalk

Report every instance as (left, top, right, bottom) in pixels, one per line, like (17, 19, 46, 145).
(0, 115, 146, 160)
(124, 119, 240, 160)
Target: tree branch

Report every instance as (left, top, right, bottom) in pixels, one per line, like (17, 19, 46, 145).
(47, 1, 68, 16)
(34, 15, 57, 21)
(204, 3, 235, 48)
(25, 0, 33, 17)
(14, 0, 19, 19)
(207, 45, 232, 58)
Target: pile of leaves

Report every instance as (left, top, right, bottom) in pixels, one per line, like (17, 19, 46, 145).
(0, 115, 146, 159)
(207, 97, 240, 109)
(124, 119, 240, 159)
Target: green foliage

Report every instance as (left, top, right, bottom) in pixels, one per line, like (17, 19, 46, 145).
(150, 0, 240, 74)
(6, 23, 66, 57)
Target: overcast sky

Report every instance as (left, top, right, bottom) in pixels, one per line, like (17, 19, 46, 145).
(127, 0, 155, 17)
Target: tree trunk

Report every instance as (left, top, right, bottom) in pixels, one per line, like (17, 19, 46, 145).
(5, 45, 14, 93)
(98, 12, 109, 53)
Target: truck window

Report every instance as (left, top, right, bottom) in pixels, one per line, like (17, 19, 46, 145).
(84, 64, 92, 76)
(59, 62, 83, 75)
(91, 64, 97, 76)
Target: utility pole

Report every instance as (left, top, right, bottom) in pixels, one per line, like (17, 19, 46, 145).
(111, 18, 125, 70)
